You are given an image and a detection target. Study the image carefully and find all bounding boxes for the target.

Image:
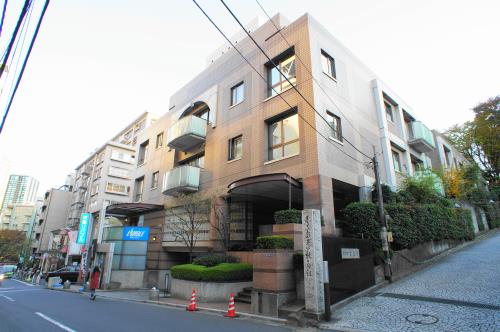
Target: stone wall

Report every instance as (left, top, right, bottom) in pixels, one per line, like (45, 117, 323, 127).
(171, 278, 252, 302)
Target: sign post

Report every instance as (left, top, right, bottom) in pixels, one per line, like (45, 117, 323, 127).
(302, 209, 325, 320)
(77, 213, 93, 287)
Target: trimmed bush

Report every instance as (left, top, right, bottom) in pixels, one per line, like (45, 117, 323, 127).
(340, 202, 380, 249)
(256, 235, 293, 250)
(171, 263, 253, 282)
(192, 254, 239, 267)
(385, 203, 420, 250)
(274, 209, 302, 224)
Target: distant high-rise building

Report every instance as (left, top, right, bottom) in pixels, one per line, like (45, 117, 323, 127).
(0, 175, 40, 212)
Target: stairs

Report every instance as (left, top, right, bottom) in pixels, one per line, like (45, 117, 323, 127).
(234, 287, 252, 304)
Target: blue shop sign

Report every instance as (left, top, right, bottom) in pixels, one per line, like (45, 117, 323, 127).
(123, 227, 150, 241)
(77, 213, 91, 244)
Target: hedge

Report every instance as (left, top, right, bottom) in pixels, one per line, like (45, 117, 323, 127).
(171, 263, 253, 282)
(274, 209, 302, 224)
(342, 201, 475, 251)
(192, 254, 239, 267)
(256, 235, 293, 249)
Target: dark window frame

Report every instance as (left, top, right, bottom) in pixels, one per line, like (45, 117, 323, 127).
(228, 135, 243, 161)
(155, 132, 163, 149)
(267, 112, 300, 161)
(230, 82, 245, 106)
(384, 101, 394, 123)
(321, 50, 336, 79)
(266, 47, 297, 97)
(151, 171, 159, 189)
(327, 111, 342, 142)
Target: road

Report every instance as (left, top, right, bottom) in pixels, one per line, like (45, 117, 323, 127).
(0, 279, 292, 332)
(324, 231, 500, 332)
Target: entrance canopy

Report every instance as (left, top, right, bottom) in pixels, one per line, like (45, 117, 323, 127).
(106, 203, 164, 217)
(228, 173, 302, 206)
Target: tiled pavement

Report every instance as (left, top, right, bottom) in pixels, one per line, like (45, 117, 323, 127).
(322, 232, 500, 332)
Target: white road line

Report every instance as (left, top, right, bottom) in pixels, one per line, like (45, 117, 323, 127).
(35, 312, 77, 332)
(0, 289, 41, 293)
(12, 279, 34, 287)
(1, 295, 14, 302)
(0, 287, 15, 290)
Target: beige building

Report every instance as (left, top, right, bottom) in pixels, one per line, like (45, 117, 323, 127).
(0, 204, 36, 234)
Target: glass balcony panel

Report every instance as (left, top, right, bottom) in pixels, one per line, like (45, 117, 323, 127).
(162, 165, 200, 195)
(408, 121, 435, 152)
(166, 115, 207, 151)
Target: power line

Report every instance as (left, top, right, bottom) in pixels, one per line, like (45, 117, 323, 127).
(219, 0, 373, 161)
(191, 0, 367, 166)
(0, 0, 30, 80)
(0, 0, 50, 135)
(0, 0, 8, 39)
(254, 0, 374, 148)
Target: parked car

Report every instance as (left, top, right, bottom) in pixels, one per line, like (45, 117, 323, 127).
(44, 266, 79, 283)
(0, 265, 17, 278)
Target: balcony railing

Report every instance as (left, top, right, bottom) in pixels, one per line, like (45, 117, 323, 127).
(166, 115, 207, 151)
(408, 121, 435, 153)
(162, 165, 201, 195)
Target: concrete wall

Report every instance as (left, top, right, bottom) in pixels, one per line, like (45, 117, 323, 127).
(38, 189, 72, 252)
(110, 270, 145, 289)
(171, 278, 252, 302)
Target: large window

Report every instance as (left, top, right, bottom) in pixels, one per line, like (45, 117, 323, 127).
(267, 53, 296, 96)
(134, 177, 144, 202)
(268, 113, 300, 160)
(151, 172, 159, 189)
(137, 140, 149, 166)
(321, 50, 336, 79)
(155, 132, 163, 149)
(108, 166, 130, 179)
(443, 145, 452, 168)
(327, 112, 342, 141)
(384, 101, 394, 122)
(228, 135, 243, 160)
(231, 82, 245, 106)
(392, 150, 402, 173)
(106, 182, 129, 195)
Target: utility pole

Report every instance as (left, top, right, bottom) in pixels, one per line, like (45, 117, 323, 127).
(372, 146, 392, 282)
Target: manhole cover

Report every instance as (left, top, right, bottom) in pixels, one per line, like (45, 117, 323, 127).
(405, 314, 439, 325)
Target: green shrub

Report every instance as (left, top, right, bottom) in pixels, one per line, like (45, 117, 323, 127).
(341, 202, 380, 249)
(256, 235, 293, 250)
(171, 263, 253, 282)
(274, 209, 302, 224)
(372, 184, 396, 204)
(400, 173, 442, 203)
(385, 203, 420, 250)
(192, 254, 239, 267)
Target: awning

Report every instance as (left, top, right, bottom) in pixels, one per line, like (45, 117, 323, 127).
(106, 203, 164, 216)
(228, 173, 302, 205)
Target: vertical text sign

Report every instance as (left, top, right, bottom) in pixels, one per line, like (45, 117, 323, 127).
(302, 209, 325, 315)
(77, 213, 91, 244)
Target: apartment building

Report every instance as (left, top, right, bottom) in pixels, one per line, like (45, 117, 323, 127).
(0, 174, 39, 213)
(0, 204, 36, 233)
(429, 130, 468, 171)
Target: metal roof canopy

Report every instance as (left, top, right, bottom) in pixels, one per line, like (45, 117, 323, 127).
(106, 203, 164, 217)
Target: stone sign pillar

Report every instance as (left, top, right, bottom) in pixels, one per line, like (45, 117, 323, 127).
(302, 209, 325, 319)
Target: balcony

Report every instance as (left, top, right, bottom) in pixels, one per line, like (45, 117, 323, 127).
(408, 121, 435, 153)
(162, 165, 201, 196)
(167, 115, 207, 151)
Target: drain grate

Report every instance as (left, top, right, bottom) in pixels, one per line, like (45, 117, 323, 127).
(406, 314, 439, 325)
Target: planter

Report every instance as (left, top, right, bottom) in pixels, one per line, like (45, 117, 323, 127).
(253, 249, 295, 292)
(272, 223, 303, 251)
(171, 278, 252, 302)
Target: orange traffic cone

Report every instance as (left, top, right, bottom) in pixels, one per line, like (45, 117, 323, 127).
(186, 288, 198, 311)
(224, 293, 238, 318)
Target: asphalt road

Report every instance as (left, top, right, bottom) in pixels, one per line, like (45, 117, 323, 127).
(0, 279, 292, 332)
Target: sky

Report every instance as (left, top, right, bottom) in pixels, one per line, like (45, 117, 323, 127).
(0, 0, 498, 193)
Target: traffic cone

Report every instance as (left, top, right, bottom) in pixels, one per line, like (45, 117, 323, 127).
(224, 293, 238, 318)
(186, 288, 198, 311)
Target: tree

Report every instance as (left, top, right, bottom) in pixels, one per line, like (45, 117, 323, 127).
(164, 193, 210, 262)
(446, 96, 500, 192)
(209, 195, 230, 252)
(0, 230, 26, 262)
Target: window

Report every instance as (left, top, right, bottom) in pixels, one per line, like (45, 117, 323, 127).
(321, 50, 336, 79)
(384, 101, 394, 122)
(228, 135, 243, 160)
(111, 150, 134, 163)
(137, 140, 149, 166)
(267, 53, 296, 96)
(231, 82, 245, 106)
(268, 113, 300, 160)
(155, 133, 163, 149)
(134, 177, 144, 202)
(106, 182, 128, 195)
(405, 118, 414, 139)
(108, 166, 130, 179)
(181, 154, 205, 168)
(443, 145, 452, 168)
(327, 112, 342, 141)
(392, 150, 402, 173)
(151, 172, 159, 189)
(94, 168, 102, 180)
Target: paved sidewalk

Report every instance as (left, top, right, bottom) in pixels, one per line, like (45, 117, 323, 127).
(321, 231, 500, 332)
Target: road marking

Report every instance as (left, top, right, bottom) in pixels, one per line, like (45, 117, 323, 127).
(0, 295, 14, 302)
(0, 287, 15, 290)
(12, 279, 34, 287)
(0, 289, 41, 294)
(35, 312, 76, 332)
